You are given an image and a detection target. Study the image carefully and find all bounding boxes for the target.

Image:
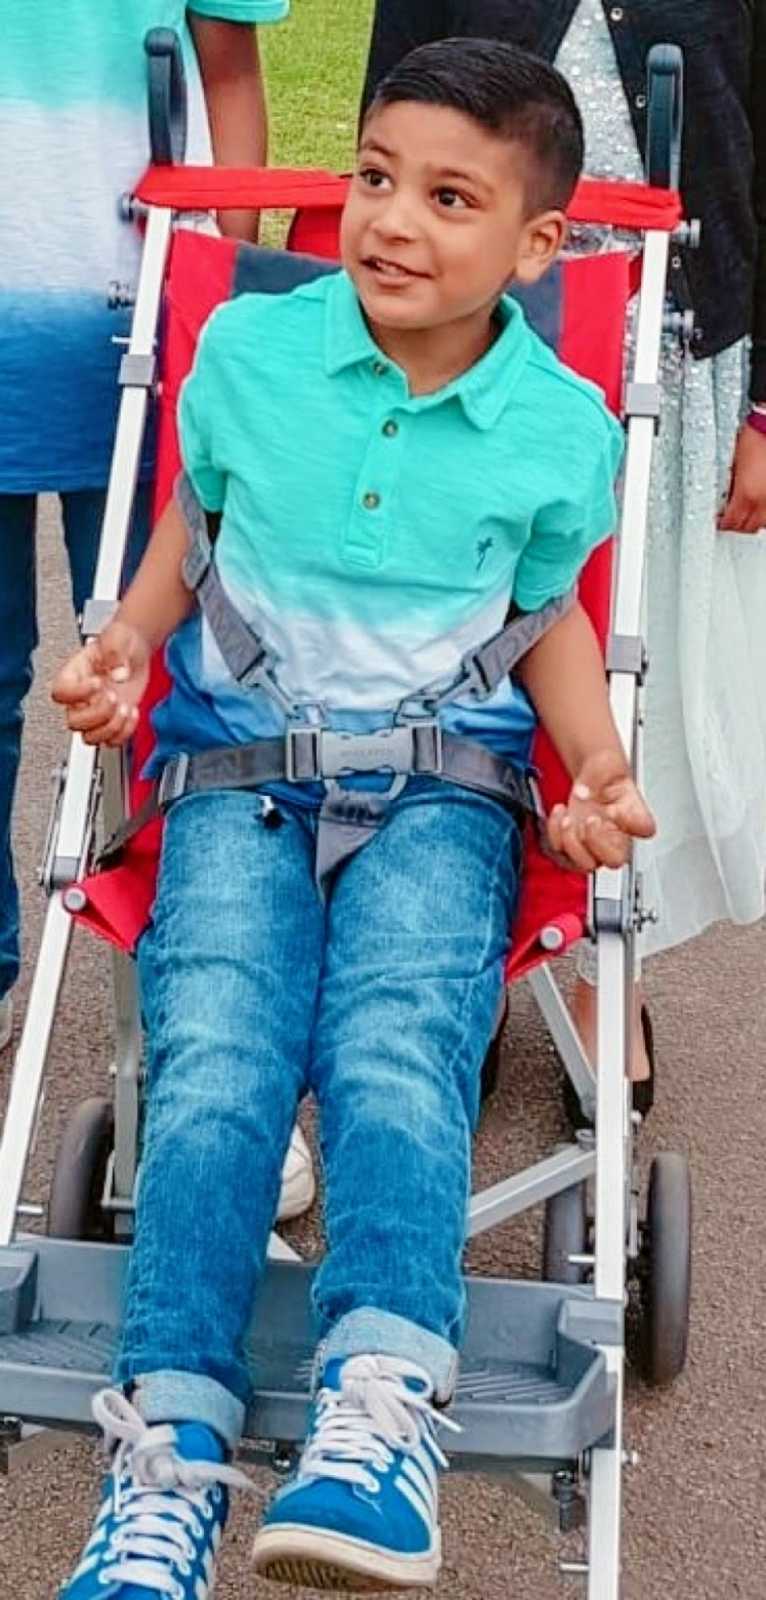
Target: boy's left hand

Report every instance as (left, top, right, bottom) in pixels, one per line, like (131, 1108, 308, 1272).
(547, 749, 656, 872)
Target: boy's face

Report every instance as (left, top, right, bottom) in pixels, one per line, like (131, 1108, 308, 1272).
(341, 100, 567, 336)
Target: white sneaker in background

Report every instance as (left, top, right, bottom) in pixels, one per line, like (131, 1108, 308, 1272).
(276, 1122, 316, 1222)
(0, 993, 12, 1052)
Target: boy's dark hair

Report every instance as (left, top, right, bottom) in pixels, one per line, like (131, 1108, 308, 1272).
(366, 38, 584, 213)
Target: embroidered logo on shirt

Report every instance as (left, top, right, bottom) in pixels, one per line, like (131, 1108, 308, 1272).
(475, 537, 494, 572)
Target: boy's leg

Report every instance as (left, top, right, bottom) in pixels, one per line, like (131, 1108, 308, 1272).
(119, 789, 325, 1438)
(0, 495, 37, 1024)
(61, 791, 325, 1600)
(255, 779, 520, 1589)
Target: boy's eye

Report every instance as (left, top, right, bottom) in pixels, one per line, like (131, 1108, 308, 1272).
(435, 187, 469, 210)
(358, 166, 392, 191)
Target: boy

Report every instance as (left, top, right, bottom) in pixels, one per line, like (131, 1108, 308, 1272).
(52, 40, 654, 1598)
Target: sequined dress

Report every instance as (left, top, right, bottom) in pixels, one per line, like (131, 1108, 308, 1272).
(557, 0, 766, 959)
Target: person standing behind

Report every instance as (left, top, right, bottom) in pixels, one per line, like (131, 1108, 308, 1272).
(0, 3, 287, 1052)
(362, 0, 766, 1091)
(0, 2, 316, 1222)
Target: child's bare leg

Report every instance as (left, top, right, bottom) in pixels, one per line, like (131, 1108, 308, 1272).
(571, 953, 651, 1082)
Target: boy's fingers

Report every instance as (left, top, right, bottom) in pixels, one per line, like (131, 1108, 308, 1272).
(605, 791, 656, 840)
(51, 654, 103, 706)
(79, 703, 139, 747)
(582, 814, 628, 868)
(548, 807, 598, 872)
(65, 691, 120, 733)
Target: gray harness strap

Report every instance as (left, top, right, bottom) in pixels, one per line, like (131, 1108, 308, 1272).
(97, 729, 541, 872)
(95, 478, 568, 883)
(178, 474, 298, 716)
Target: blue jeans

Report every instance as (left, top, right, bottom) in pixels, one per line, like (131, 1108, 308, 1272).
(0, 487, 150, 999)
(121, 781, 520, 1447)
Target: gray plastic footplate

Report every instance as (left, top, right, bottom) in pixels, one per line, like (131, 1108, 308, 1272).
(0, 1241, 618, 1471)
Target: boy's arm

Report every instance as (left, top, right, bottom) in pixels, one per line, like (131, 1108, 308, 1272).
(515, 600, 655, 871)
(51, 499, 194, 746)
(188, 15, 268, 241)
(114, 496, 194, 649)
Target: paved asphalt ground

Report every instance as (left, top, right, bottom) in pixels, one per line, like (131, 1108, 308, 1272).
(0, 499, 765, 1598)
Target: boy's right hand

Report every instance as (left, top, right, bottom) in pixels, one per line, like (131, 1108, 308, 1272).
(51, 620, 151, 747)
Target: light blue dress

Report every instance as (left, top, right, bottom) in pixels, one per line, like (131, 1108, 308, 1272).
(557, 0, 766, 961)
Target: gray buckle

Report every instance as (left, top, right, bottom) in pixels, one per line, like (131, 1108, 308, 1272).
(285, 725, 322, 783)
(157, 752, 190, 810)
(410, 718, 443, 774)
(321, 721, 443, 779)
(284, 720, 443, 783)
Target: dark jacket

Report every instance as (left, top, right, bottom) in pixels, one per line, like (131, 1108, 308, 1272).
(362, 1, 766, 396)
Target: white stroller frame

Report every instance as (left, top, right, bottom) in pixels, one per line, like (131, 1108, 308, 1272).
(0, 36, 695, 1599)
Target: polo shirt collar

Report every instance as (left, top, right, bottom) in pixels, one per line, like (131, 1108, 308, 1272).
(324, 270, 531, 430)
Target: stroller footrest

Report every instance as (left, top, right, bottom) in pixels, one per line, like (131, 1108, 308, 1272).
(0, 1243, 618, 1468)
(0, 1248, 37, 1335)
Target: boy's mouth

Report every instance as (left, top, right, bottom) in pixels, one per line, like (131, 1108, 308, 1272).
(361, 255, 428, 282)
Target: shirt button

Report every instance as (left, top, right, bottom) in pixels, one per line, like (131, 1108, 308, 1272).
(362, 491, 381, 510)
(635, 92, 647, 110)
(372, 360, 388, 377)
(382, 419, 399, 438)
(610, 6, 624, 20)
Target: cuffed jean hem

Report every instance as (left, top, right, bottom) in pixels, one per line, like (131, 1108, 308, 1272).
(126, 1368, 246, 1451)
(314, 1309, 459, 1405)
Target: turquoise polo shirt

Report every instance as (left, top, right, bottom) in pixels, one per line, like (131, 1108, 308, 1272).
(152, 269, 624, 779)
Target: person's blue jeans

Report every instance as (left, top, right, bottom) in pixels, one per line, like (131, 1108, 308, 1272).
(121, 781, 520, 1447)
(0, 486, 150, 1000)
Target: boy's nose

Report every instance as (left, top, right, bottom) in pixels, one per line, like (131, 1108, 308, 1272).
(372, 193, 420, 242)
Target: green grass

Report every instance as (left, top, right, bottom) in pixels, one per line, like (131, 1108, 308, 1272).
(261, 0, 373, 171)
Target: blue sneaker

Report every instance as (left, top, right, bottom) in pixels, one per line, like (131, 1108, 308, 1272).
(60, 1388, 254, 1598)
(253, 1354, 458, 1591)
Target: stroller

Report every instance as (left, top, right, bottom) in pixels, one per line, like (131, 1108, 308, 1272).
(0, 32, 694, 1598)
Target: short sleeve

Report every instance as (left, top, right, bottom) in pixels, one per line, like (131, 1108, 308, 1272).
(177, 315, 227, 512)
(187, 1, 290, 21)
(512, 413, 624, 612)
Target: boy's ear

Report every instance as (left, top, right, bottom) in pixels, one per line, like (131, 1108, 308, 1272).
(513, 210, 568, 285)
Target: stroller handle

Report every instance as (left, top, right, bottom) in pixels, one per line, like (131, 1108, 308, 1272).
(145, 27, 188, 167)
(646, 43, 684, 191)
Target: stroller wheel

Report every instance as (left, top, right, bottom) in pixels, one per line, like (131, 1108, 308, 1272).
(542, 1182, 589, 1285)
(639, 1153, 692, 1386)
(47, 1096, 115, 1242)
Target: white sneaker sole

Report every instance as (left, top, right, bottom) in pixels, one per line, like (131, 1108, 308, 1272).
(253, 1523, 441, 1591)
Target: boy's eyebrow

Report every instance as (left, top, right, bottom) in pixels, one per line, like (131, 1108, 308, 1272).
(358, 138, 397, 159)
(358, 141, 495, 194)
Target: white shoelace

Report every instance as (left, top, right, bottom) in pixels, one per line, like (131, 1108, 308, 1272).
(301, 1355, 460, 1495)
(76, 1388, 255, 1598)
